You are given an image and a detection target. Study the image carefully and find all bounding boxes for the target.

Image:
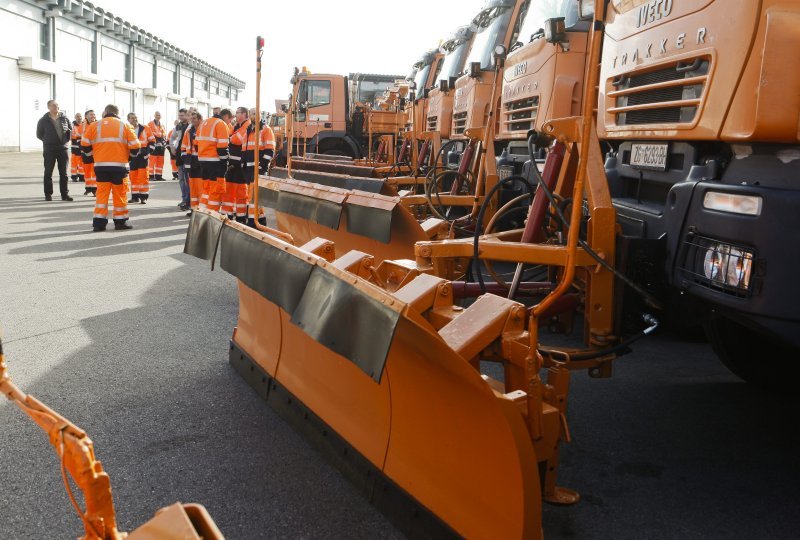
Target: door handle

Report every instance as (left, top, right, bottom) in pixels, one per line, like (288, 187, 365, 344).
(324, 122, 332, 128)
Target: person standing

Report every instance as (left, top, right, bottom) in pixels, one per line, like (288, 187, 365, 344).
(181, 111, 203, 215)
(196, 108, 231, 213)
(36, 100, 73, 201)
(168, 119, 180, 180)
(227, 107, 251, 223)
(244, 108, 276, 227)
(171, 110, 190, 210)
(82, 110, 97, 196)
(127, 113, 155, 204)
(70, 112, 84, 183)
(81, 104, 141, 231)
(147, 111, 166, 181)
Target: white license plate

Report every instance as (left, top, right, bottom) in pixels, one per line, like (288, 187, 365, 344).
(630, 143, 669, 171)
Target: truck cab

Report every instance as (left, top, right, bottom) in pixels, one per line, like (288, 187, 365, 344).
(496, 0, 590, 173)
(424, 25, 474, 140)
(407, 48, 444, 136)
(289, 69, 403, 158)
(450, 0, 529, 141)
(599, 0, 800, 385)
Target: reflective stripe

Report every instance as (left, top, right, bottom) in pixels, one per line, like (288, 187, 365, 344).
(83, 151, 93, 156)
(197, 157, 220, 161)
(195, 136, 221, 142)
(94, 161, 130, 167)
(95, 137, 125, 143)
(229, 156, 241, 161)
(93, 213, 107, 218)
(95, 203, 108, 208)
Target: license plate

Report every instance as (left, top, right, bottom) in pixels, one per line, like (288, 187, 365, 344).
(630, 143, 669, 171)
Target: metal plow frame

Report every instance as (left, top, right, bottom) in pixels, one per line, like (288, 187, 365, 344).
(259, 177, 446, 263)
(186, 210, 545, 539)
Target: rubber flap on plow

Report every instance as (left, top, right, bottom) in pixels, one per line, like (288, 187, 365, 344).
(259, 177, 437, 263)
(185, 210, 544, 539)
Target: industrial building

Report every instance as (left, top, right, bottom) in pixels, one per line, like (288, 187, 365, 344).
(0, 0, 245, 151)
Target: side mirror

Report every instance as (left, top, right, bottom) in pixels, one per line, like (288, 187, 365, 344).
(544, 17, 567, 44)
(439, 79, 448, 92)
(449, 76, 458, 90)
(469, 61, 481, 78)
(422, 88, 430, 99)
(280, 104, 288, 113)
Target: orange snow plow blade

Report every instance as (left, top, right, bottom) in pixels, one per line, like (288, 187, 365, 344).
(184, 209, 571, 539)
(258, 176, 448, 262)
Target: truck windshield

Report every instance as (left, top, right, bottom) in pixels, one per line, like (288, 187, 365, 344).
(465, 5, 515, 70)
(517, 0, 579, 44)
(438, 37, 472, 81)
(414, 63, 432, 91)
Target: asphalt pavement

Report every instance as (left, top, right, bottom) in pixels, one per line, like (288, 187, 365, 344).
(0, 152, 798, 539)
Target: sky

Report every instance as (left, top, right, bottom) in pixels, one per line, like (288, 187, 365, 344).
(93, 0, 486, 110)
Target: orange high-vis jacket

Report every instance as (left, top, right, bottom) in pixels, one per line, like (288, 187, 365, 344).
(228, 119, 251, 165)
(239, 123, 276, 168)
(70, 122, 84, 155)
(180, 125, 198, 169)
(81, 115, 142, 174)
(148, 120, 165, 142)
(196, 116, 229, 162)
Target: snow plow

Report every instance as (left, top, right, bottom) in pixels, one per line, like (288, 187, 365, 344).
(0, 336, 224, 539)
(185, 6, 662, 534)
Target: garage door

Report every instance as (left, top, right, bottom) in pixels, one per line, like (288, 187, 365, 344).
(114, 87, 133, 119)
(19, 70, 52, 151)
(74, 80, 99, 117)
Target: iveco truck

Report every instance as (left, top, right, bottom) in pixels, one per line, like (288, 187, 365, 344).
(599, 0, 800, 386)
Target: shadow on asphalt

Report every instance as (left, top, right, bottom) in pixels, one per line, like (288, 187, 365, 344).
(1, 250, 400, 539)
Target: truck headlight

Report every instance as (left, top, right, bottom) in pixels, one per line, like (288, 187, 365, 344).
(703, 191, 762, 216)
(702, 243, 754, 290)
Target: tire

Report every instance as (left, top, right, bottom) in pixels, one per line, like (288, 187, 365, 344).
(705, 311, 800, 389)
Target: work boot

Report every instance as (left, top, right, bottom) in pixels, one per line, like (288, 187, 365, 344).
(71, 175, 78, 182)
(61, 195, 74, 202)
(140, 199, 147, 204)
(114, 222, 133, 231)
(78, 175, 85, 183)
(156, 174, 163, 181)
(128, 194, 138, 203)
(92, 225, 106, 232)
(149, 175, 155, 182)
(45, 195, 52, 201)
(172, 173, 178, 180)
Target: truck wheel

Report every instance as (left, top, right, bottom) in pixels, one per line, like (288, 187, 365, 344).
(322, 149, 347, 156)
(705, 312, 799, 389)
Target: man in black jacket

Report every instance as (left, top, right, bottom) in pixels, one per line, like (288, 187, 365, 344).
(36, 100, 73, 201)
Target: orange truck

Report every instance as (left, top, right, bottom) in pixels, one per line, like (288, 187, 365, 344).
(422, 25, 474, 141)
(286, 69, 403, 159)
(599, 0, 800, 386)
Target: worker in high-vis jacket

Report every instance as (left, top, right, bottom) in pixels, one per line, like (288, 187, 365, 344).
(127, 112, 155, 204)
(226, 107, 250, 222)
(70, 113, 84, 183)
(81, 104, 141, 232)
(147, 111, 166, 181)
(181, 111, 203, 215)
(196, 108, 232, 213)
(243, 107, 276, 227)
(81, 110, 97, 196)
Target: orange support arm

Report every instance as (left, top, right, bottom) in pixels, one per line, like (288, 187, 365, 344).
(0, 342, 123, 540)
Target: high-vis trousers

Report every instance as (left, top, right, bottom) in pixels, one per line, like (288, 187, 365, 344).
(93, 181, 128, 228)
(200, 162, 226, 212)
(226, 182, 248, 222)
(187, 167, 203, 209)
(148, 154, 164, 177)
(84, 163, 96, 195)
(130, 168, 149, 201)
(171, 158, 178, 178)
(70, 153, 84, 180)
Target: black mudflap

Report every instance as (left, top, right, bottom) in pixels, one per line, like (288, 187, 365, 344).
(228, 340, 460, 540)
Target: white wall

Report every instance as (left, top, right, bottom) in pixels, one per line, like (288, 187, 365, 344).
(0, 57, 20, 150)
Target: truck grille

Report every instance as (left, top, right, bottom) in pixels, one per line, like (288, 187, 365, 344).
(609, 57, 710, 127)
(453, 111, 468, 136)
(427, 115, 438, 132)
(503, 96, 539, 132)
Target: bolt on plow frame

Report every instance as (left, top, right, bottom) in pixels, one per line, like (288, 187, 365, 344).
(184, 5, 662, 535)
